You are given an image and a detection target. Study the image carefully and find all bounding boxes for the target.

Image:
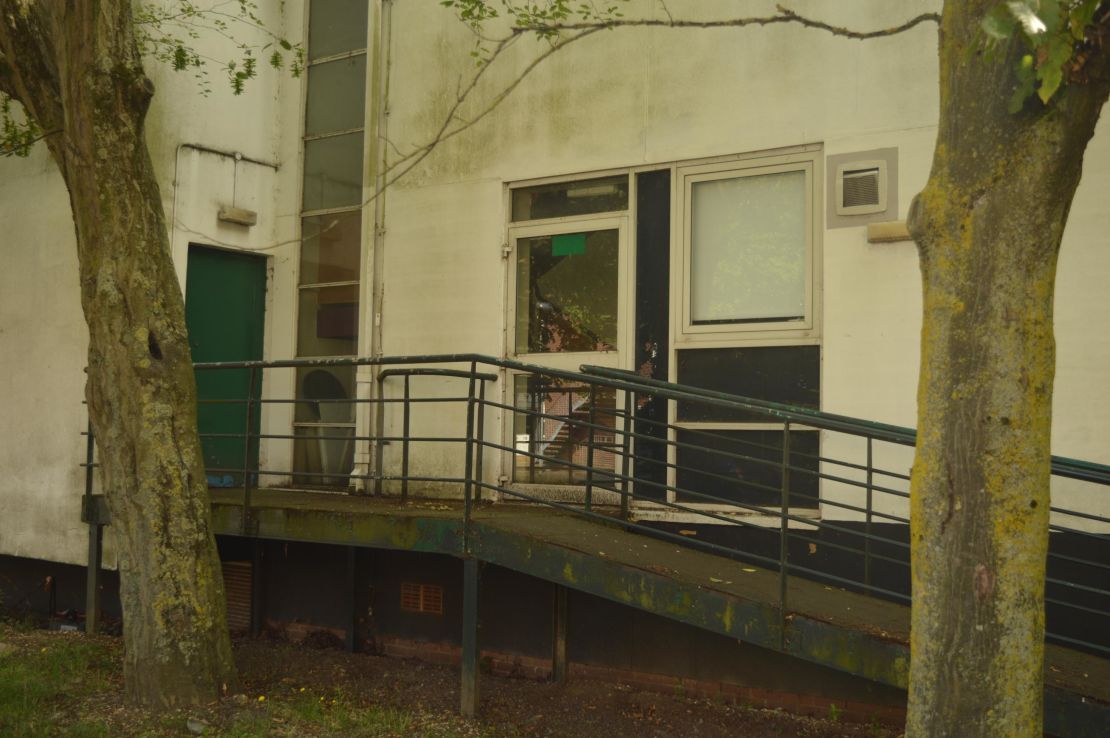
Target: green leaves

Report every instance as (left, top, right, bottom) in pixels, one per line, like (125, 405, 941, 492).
(441, 0, 628, 63)
(133, 1, 305, 95)
(981, 0, 1105, 111)
(0, 97, 43, 158)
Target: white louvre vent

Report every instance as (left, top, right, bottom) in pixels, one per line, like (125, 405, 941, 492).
(836, 160, 887, 216)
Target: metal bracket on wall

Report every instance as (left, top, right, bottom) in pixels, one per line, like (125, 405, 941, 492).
(81, 495, 111, 526)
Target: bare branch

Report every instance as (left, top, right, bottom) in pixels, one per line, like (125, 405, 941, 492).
(365, 5, 939, 206)
(509, 5, 941, 41)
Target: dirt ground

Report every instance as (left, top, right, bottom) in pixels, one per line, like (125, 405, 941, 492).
(3, 624, 904, 737)
(243, 633, 903, 738)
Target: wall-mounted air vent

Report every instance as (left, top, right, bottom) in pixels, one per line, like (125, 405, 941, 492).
(835, 160, 887, 216)
(400, 582, 444, 615)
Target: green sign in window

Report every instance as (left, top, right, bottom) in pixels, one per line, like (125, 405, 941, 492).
(551, 233, 586, 256)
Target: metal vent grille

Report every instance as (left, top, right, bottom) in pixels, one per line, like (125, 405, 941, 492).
(841, 168, 881, 209)
(400, 582, 444, 615)
(222, 560, 253, 633)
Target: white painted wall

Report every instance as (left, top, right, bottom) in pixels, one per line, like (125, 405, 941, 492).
(2, 0, 1108, 567)
(0, 3, 297, 566)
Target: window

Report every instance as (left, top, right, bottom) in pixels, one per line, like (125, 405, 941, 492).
(294, 1, 368, 487)
(678, 151, 819, 341)
(669, 147, 823, 513)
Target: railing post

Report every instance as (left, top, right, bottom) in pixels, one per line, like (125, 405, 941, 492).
(584, 385, 596, 512)
(462, 362, 478, 554)
(475, 380, 487, 505)
(619, 390, 634, 521)
(240, 365, 259, 536)
(865, 437, 874, 589)
(373, 374, 386, 496)
(779, 422, 792, 649)
(401, 375, 411, 502)
(83, 420, 102, 636)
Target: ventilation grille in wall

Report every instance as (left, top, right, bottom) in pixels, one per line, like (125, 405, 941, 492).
(836, 160, 887, 216)
(400, 582, 445, 615)
(222, 560, 253, 633)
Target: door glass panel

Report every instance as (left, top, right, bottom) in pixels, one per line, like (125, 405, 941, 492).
(512, 375, 617, 484)
(301, 211, 362, 284)
(308, 0, 369, 60)
(305, 55, 367, 136)
(303, 133, 364, 212)
(515, 229, 618, 354)
(297, 285, 359, 356)
(690, 169, 806, 323)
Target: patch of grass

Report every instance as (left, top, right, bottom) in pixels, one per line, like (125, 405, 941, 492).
(0, 630, 115, 738)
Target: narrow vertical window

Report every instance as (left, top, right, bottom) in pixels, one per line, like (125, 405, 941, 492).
(294, 1, 368, 487)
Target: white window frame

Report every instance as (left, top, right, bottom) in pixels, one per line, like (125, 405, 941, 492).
(674, 149, 822, 346)
(506, 215, 632, 373)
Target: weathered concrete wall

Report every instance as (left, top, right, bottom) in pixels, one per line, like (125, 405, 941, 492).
(0, 4, 296, 565)
(2, 0, 1108, 568)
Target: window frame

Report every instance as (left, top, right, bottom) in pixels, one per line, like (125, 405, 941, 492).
(505, 214, 632, 374)
(674, 149, 822, 345)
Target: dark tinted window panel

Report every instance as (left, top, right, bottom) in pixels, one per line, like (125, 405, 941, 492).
(632, 170, 670, 498)
(675, 429, 818, 509)
(511, 175, 629, 221)
(676, 345, 819, 422)
(308, 0, 369, 60)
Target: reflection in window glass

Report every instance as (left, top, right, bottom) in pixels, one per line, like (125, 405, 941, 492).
(675, 429, 819, 508)
(303, 133, 364, 212)
(308, 0, 369, 60)
(301, 212, 362, 285)
(295, 366, 356, 423)
(515, 229, 618, 354)
(305, 55, 368, 136)
(297, 285, 359, 356)
(690, 169, 806, 323)
(293, 427, 355, 487)
(511, 175, 628, 221)
(512, 374, 617, 484)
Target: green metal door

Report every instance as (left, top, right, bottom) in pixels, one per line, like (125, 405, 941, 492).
(185, 245, 267, 487)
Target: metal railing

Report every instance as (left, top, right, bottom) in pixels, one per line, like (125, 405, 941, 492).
(85, 353, 1110, 657)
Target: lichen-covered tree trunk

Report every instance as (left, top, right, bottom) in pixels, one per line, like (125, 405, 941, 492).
(0, 1, 234, 707)
(905, 3, 1109, 736)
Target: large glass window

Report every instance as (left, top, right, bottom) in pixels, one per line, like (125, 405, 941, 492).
(680, 154, 816, 340)
(690, 170, 806, 324)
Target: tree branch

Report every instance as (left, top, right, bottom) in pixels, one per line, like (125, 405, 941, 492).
(367, 4, 939, 206)
(509, 5, 941, 41)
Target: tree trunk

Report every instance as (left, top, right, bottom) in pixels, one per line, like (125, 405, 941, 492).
(0, 2, 235, 707)
(905, 3, 1109, 735)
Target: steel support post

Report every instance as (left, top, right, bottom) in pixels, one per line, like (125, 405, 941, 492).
(250, 540, 265, 637)
(346, 546, 357, 652)
(460, 557, 481, 717)
(85, 523, 103, 635)
(552, 584, 568, 684)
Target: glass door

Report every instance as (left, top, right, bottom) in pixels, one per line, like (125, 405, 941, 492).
(507, 216, 630, 488)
